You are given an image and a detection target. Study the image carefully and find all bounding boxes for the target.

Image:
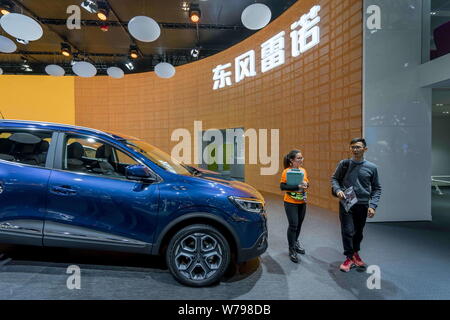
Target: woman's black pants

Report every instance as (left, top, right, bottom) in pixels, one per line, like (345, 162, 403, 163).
(283, 201, 307, 248)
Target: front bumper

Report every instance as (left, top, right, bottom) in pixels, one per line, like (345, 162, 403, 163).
(236, 214, 268, 262)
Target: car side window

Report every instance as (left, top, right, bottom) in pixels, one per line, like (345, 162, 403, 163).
(62, 134, 139, 178)
(0, 129, 53, 167)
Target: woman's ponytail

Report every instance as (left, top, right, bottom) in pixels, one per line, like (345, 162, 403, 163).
(283, 149, 301, 169)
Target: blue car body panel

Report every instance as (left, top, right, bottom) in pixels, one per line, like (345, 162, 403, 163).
(46, 169, 160, 244)
(0, 161, 50, 245)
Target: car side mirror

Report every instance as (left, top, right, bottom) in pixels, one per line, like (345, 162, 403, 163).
(125, 164, 157, 183)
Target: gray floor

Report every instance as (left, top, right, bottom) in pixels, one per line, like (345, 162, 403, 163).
(0, 189, 449, 300)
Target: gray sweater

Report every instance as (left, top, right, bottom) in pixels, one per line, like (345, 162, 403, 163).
(331, 159, 382, 209)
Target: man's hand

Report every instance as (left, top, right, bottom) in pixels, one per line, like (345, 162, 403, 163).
(368, 207, 376, 218)
(336, 191, 346, 200)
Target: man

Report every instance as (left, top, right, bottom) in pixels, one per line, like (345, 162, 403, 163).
(331, 138, 382, 272)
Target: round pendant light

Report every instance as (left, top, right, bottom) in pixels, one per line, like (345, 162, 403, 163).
(0, 35, 16, 53)
(45, 64, 65, 77)
(154, 62, 175, 79)
(128, 16, 160, 42)
(72, 61, 97, 77)
(241, 3, 272, 30)
(0, 13, 43, 41)
(107, 66, 124, 79)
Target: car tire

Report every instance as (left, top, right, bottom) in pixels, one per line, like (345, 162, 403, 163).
(166, 224, 231, 287)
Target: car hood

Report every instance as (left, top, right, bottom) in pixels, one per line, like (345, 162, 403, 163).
(189, 175, 265, 203)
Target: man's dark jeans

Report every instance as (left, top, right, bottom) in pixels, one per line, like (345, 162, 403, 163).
(339, 203, 368, 257)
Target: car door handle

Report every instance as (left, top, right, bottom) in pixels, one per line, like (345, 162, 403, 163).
(50, 185, 77, 196)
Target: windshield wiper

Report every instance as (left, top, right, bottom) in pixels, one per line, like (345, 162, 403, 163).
(182, 164, 202, 176)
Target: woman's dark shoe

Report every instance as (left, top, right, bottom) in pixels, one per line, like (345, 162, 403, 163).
(295, 241, 305, 254)
(289, 248, 299, 263)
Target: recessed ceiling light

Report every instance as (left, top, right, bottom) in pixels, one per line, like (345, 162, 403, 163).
(129, 45, 138, 59)
(61, 42, 71, 57)
(0, 1, 12, 15)
(97, 9, 108, 21)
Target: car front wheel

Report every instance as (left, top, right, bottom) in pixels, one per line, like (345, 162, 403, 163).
(166, 224, 231, 287)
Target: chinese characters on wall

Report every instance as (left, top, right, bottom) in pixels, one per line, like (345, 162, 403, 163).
(212, 5, 321, 90)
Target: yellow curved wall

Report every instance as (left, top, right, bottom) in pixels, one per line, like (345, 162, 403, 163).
(72, 0, 363, 211)
(0, 75, 75, 124)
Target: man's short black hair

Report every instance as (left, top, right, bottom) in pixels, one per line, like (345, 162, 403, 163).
(350, 138, 367, 147)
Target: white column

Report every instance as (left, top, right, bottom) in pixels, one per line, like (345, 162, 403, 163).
(363, 0, 432, 221)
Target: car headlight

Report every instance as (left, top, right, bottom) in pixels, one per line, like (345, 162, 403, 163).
(228, 196, 265, 214)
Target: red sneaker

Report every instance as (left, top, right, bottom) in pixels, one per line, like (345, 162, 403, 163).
(352, 252, 367, 268)
(339, 258, 355, 272)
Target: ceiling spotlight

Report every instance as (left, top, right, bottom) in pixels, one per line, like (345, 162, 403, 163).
(81, 0, 98, 14)
(190, 48, 200, 58)
(96, 1, 109, 21)
(97, 8, 108, 21)
(0, 1, 12, 15)
(181, 1, 190, 11)
(189, 4, 201, 23)
(70, 54, 80, 66)
(16, 38, 28, 45)
(129, 45, 138, 59)
(61, 42, 72, 57)
(21, 58, 32, 72)
(125, 61, 134, 71)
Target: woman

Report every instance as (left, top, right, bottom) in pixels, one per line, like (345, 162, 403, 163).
(280, 150, 309, 263)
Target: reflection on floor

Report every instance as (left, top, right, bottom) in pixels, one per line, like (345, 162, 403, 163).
(0, 188, 449, 299)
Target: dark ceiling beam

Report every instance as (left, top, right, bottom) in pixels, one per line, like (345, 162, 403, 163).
(0, 53, 213, 69)
(103, 0, 144, 58)
(2, 51, 129, 58)
(1, 48, 222, 57)
(38, 18, 245, 30)
(9, 0, 96, 64)
(16, 51, 41, 63)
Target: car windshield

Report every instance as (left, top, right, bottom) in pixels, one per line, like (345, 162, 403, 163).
(125, 140, 191, 176)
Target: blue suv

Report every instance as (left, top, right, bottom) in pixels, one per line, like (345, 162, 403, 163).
(0, 120, 267, 286)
